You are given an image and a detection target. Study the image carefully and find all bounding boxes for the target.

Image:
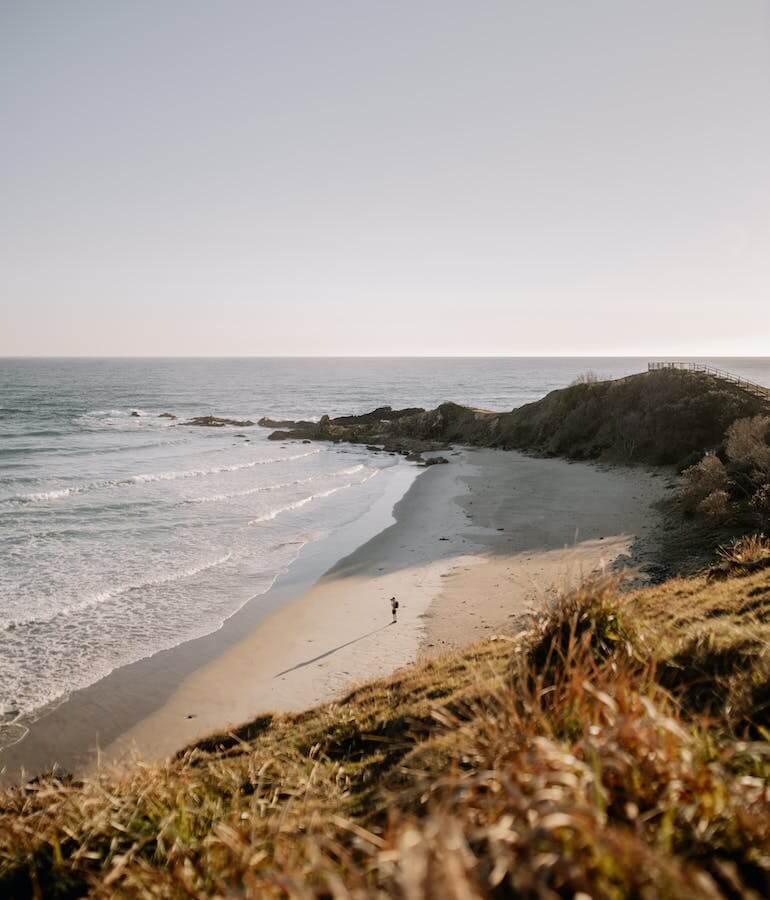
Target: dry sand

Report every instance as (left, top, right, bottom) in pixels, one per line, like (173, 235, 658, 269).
(0, 448, 673, 780)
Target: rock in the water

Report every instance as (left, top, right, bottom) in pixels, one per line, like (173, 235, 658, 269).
(421, 456, 450, 466)
(258, 417, 315, 429)
(182, 416, 255, 428)
(130, 410, 141, 417)
(158, 412, 177, 419)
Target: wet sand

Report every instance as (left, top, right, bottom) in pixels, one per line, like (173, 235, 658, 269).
(0, 448, 671, 781)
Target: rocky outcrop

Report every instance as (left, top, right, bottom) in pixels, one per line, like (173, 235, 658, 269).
(331, 406, 424, 426)
(261, 403, 495, 454)
(258, 370, 770, 467)
(182, 416, 255, 428)
(264, 407, 454, 457)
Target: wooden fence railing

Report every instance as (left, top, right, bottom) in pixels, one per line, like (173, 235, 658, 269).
(648, 362, 770, 401)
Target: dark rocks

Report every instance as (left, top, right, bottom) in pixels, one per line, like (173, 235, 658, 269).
(182, 416, 255, 428)
(258, 417, 315, 429)
(258, 402, 489, 453)
(331, 406, 425, 426)
(421, 456, 449, 466)
(158, 412, 176, 419)
(130, 411, 141, 417)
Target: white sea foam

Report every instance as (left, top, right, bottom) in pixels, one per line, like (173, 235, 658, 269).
(20, 488, 74, 502)
(125, 449, 320, 484)
(1, 551, 234, 633)
(248, 470, 378, 525)
(187, 464, 366, 504)
(5, 449, 322, 504)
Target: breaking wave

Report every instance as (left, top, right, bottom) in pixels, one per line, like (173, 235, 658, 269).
(1, 552, 233, 634)
(248, 470, 378, 525)
(4, 449, 321, 504)
(187, 464, 366, 504)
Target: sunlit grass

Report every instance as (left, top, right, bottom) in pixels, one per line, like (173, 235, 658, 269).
(2, 558, 770, 897)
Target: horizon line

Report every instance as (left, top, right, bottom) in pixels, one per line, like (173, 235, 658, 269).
(2, 353, 769, 361)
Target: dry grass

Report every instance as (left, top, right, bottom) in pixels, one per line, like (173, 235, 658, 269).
(716, 534, 770, 570)
(2, 566, 770, 898)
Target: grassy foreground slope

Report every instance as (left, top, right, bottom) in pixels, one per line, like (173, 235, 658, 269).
(2, 549, 770, 898)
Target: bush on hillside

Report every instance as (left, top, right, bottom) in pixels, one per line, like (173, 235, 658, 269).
(684, 416, 770, 529)
(697, 488, 731, 522)
(569, 369, 600, 386)
(726, 414, 770, 473)
(681, 453, 729, 513)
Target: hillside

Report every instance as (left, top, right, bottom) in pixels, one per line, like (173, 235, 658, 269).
(263, 368, 769, 467)
(2, 542, 770, 898)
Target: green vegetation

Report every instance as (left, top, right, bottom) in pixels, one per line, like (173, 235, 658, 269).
(681, 414, 770, 532)
(2, 547, 770, 898)
(267, 368, 770, 468)
(497, 368, 769, 465)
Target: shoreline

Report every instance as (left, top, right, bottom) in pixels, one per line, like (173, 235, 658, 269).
(0, 461, 422, 780)
(0, 448, 672, 781)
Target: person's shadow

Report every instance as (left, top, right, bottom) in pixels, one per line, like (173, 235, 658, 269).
(273, 624, 391, 678)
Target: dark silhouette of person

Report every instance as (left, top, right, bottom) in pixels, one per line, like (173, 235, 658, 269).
(390, 596, 399, 623)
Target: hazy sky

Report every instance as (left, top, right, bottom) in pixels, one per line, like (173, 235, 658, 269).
(2, 1, 769, 356)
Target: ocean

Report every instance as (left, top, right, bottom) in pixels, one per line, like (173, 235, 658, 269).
(2, 357, 769, 742)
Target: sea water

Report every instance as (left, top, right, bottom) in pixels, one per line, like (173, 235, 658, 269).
(1, 357, 769, 736)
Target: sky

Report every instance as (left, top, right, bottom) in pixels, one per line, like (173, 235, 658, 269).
(1, 1, 769, 357)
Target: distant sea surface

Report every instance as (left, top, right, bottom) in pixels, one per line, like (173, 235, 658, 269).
(1, 357, 769, 740)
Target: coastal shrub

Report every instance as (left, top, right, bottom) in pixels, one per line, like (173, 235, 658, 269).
(677, 414, 770, 529)
(523, 578, 641, 692)
(569, 369, 600, 386)
(681, 453, 729, 514)
(716, 533, 770, 569)
(726, 414, 770, 473)
(696, 488, 731, 522)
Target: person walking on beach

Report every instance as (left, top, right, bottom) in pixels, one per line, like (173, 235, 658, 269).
(390, 596, 399, 623)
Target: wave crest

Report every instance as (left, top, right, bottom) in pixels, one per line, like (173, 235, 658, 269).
(1, 552, 233, 634)
(3, 449, 322, 504)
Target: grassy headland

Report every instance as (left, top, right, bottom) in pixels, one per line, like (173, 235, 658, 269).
(262, 368, 769, 467)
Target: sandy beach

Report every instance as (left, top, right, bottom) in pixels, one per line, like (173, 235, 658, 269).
(0, 447, 671, 780)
